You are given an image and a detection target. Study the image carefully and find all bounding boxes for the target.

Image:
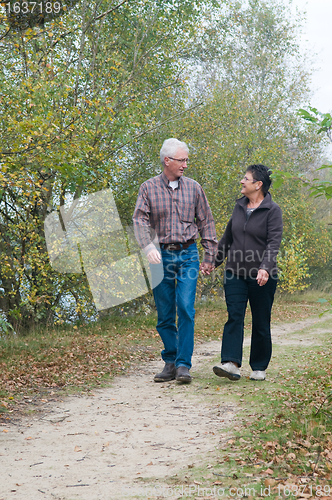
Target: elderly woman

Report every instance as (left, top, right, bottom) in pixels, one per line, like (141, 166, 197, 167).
(213, 164, 283, 381)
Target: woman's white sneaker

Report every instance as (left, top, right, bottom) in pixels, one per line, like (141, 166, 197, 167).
(213, 362, 241, 381)
(250, 370, 266, 381)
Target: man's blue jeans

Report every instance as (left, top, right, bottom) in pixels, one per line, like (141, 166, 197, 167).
(221, 270, 278, 371)
(152, 243, 200, 369)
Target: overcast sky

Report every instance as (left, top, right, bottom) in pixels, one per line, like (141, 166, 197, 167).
(289, 0, 332, 113)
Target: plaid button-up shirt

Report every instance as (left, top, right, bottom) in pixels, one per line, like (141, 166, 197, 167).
(133, 172, 218, 263)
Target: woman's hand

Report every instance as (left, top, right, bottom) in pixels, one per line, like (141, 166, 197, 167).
(200, 262, 214, 275)
(256, 269, 269, 286)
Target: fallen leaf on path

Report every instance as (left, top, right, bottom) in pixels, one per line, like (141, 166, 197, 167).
(264, 441, 278, 448)
(302, 440, 311, 448)
(74, 446, 82, 452)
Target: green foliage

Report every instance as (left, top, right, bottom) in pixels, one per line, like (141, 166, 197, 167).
(0, 0, 331, 328)
(0, 315, 14, 335)
(276, 182, 332, 283)
(272, 107, 332, 292)
(167, 0, 328, 294)
(0, 0, 209, 330)
(274, 107, 332, 199)
(278, 234, 310, 293)
(298, 107, 332, 138)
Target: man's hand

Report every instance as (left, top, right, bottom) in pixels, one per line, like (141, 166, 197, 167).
(147, 248, 161, 264)
(200, 262, 214, 275)
(256, 269, 269, 286)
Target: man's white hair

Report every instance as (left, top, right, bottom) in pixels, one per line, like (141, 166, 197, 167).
(160, 138, 189, 167)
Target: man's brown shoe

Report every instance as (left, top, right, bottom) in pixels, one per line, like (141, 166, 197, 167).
(175, 366, 192, 384)
(154, 362, 176, 382)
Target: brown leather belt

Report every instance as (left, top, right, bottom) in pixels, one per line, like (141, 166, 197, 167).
(160, 239, 195, 251)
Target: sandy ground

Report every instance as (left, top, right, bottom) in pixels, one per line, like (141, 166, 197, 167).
(0, 314, 330, 500)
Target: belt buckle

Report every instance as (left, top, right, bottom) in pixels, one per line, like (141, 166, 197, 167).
(167, 244, 178, 251)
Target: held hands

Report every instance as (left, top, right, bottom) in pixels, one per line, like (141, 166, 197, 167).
(256, 269, 269, 286)
(200, 262, 214, 275)
(146, 248, 161, 264)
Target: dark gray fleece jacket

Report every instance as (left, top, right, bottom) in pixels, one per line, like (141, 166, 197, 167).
(215, 192, 283, 278)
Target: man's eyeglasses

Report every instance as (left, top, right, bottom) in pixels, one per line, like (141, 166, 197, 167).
(242, 176, 257, 183)
(168, 157, 189, 165)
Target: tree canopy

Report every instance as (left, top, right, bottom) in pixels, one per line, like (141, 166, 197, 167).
(0, 0, 330, 331)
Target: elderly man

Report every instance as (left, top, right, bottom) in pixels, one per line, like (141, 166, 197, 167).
(133, 138, 217, 384)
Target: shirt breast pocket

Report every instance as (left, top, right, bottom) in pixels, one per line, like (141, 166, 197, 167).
(179, 202, 195, 223)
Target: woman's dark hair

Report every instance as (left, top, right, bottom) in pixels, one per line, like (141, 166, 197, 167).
(246, 164, 272, 196)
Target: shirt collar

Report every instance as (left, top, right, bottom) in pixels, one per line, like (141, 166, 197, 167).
(161, 171, 182, 188)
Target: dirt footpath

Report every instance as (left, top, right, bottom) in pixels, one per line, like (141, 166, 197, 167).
(0, 315, 330, 500)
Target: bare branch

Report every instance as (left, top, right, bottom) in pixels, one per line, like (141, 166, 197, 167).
(94, 0, 128, 21)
